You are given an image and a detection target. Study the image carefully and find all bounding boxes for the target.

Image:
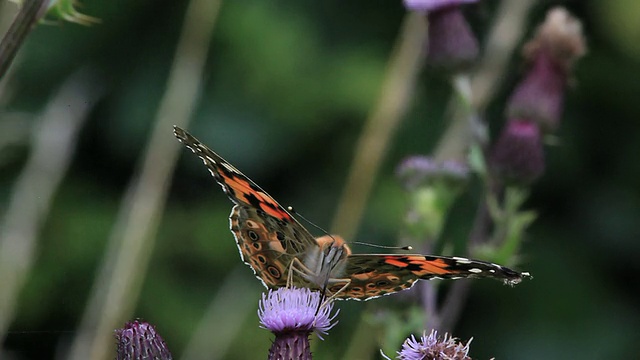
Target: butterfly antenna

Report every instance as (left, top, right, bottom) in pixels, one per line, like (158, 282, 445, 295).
(288, 206, 413, 251)
(287, 206, 337, 243)
(352, 241, 413, 251)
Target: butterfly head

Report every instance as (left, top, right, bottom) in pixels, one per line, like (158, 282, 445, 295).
(295, 235, 350, 289)
(314, 235, 350, 255)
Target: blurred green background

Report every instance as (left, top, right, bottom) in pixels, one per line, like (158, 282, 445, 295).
(1, 0, 639, 359)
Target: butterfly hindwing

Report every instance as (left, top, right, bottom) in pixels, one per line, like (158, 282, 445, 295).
(230, 205, 322, 289)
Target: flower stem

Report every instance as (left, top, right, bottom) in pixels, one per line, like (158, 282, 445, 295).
(330, 12, 427, 239)
(0, 0, 48, 80)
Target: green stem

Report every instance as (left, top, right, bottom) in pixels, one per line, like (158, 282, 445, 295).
(330, 12, 427, 239)
(0, 0, 47, 80)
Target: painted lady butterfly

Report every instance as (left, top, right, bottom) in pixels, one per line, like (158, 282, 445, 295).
(174, 126, 530, 300)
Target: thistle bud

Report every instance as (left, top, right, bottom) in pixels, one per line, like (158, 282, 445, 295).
(115, 320, 172, 360)
(490, 119, 544, 185)
(404, 0, 479, 70)
(506, 7, 586, 132)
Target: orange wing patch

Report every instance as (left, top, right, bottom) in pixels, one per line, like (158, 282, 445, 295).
(223, 173, 253, 198)
(383, 256, 456, 275)
(407, 256, 452, 275)
(255, 192, 292, 221)
(218, 166, 293, 222)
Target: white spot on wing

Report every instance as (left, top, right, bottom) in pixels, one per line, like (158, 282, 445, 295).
(453, 257, 472, 264)
(221, 162, 240, 173)
(468, 268, 483, 274)
(205, 155, 218, 164)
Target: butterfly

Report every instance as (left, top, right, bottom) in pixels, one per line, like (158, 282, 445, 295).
(174, 126, 531, 301)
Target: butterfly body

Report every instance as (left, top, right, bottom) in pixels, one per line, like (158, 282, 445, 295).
(174, 126, 530, 301)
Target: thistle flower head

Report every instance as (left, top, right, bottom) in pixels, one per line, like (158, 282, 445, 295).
(522, 7, 586, 72)
(403, 0, 478, 12)
(507, 7, 585, 132)
(258, 287, 339, 360)
(397, 156, 469, 191)
(258, 287, 338, 338)
(114, 320, 172, 360)
(397, 329, 472, 360)
(397, 156, 469, 240)
(490, 119, 544, 185)
(404, 0, 479, 70)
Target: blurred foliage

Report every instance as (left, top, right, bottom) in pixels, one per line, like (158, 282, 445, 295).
(1, 0, 640, 359)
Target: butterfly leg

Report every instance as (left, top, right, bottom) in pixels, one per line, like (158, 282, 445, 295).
(319, 278, 351, 307)
(286, 258, 300, 288)
(286, 257, 318, 288)
(311, 278, 350, 315)
(286, 258, 348, 300)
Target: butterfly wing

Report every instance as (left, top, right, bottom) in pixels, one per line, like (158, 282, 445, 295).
(230, 205, 310, 289)
(175, 126, 296, 222)
(174, 126, 319, 288)
(331, 254, 531, 300)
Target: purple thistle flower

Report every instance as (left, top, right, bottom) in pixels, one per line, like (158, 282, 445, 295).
(403, 0, 478, 12)
(397, 156, 469, 190)
(114, 320, 172, 360)
(425, 6, 479, 69)
(258, 287, 339, 360)
(506, 51, 565, 133)
(397, 329, 473, 360)
(404, 0, 479, 70)
(506, 7, 586, 132)
(490, 119, 544, 185)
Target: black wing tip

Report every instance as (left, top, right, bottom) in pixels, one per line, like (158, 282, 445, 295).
(173, 125, 188, 141)
(173, 126, 201, 149)
(503, 271, 532, 286)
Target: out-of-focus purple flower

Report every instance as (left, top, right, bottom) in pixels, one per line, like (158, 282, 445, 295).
(404, 0, 479, 69)
(490, 119, 544, 185)
(425, 6, 479, 69)
(507, 52, 564, 132)
(507, 7, 586, 132)
(397, 156, 469, 240)
(397, 329, 473, 360)
(115, 320, 172, 360)
(403, 0, 477, 12)
(397, 156, 469, 190)
(258, 287, 339, 360)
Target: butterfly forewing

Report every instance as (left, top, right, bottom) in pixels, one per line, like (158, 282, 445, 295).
(174, 127, 287, 217)
(174, 126, 321, 286)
